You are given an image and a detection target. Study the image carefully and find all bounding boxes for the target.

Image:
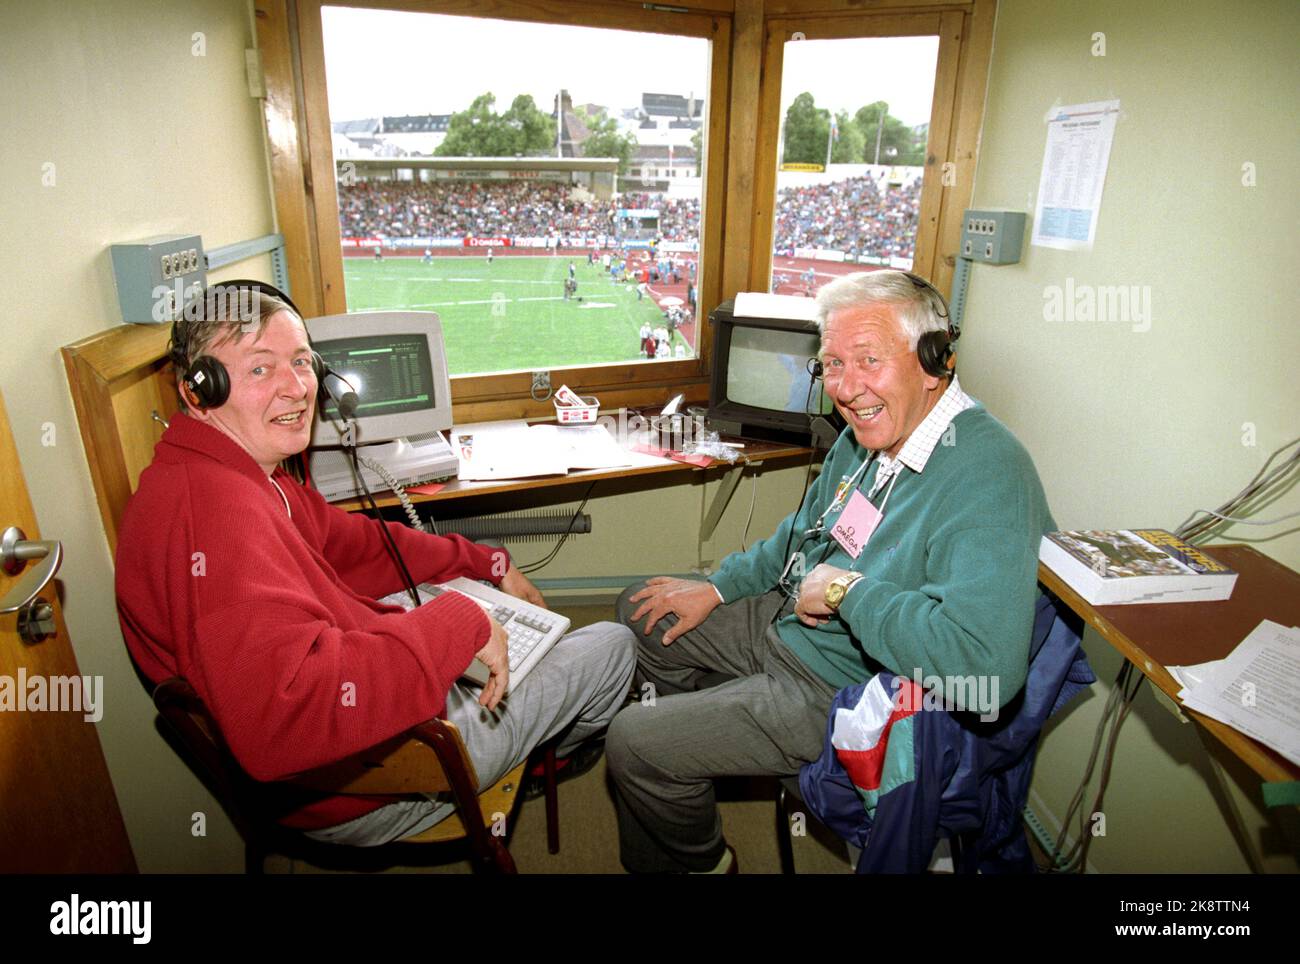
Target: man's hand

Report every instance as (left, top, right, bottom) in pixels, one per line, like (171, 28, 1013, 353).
(793, 563, 854, 627)
(473, 617, 510, 712)
(499, 563, 546, 608)
(629, 577, 721, 645)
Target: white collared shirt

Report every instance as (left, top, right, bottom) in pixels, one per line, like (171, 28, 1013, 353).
(867, 375, 976, 497)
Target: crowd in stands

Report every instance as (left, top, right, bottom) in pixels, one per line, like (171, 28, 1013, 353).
(772, 175, 921, 261)
(338, 174, 920, 260)
(339, 180, 611, 240)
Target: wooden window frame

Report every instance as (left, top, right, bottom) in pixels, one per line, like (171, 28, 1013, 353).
(751, 0, 997, 300)
(257, 0, 733, 423)
(255, 0, 994, 423)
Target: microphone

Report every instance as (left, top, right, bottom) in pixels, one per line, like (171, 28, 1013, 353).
(337, 392, 359, 420)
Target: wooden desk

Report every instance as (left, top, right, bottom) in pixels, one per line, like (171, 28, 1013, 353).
(331, 436, 814, 549)
(1039, 543, 1300, 787)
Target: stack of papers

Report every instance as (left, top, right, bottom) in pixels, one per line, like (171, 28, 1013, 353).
(451, 420, 664, 482)
(1171, 620, 1300, 767)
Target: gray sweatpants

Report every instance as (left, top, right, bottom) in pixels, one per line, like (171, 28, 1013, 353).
(606, 582, 838, 873)
(305, 620, 635, 847)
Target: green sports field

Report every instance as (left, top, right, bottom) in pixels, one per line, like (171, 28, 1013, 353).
(342, 255, 691, 376)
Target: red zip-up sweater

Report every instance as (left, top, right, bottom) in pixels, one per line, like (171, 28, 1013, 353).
(116, 415, 502, 829)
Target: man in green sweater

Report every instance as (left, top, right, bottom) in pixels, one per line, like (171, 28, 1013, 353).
(606, 270, 1053, 873)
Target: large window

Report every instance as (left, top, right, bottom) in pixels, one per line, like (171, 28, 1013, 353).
(313, 3, 717, 396)
(767, 35, 938, 298)
(261, 1, 993, 420)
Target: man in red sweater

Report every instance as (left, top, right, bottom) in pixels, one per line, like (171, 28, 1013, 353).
(116, 289, 634, 845)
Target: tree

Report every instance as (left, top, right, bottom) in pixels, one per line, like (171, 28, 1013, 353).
(852, 101, 925, 165)
(435, 92, 556, 157)
(782, 92, 830, 166)
(578, 109, 636, 175)
(502, 94, 556, 155)
(691, 125, 702, 176)
(829, 109, 865, 164)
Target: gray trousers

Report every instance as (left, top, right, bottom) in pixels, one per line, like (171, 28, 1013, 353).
(305, 620, 635, 847)
(606, 582, 838, 873)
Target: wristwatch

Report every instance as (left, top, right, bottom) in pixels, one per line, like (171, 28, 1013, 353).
(824, 571, 864, 612)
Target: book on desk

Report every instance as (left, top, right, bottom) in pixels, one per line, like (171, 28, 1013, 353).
(1039, 528, 1237, 605)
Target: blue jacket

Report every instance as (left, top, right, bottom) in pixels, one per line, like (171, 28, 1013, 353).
(798, 592, 1094, 873)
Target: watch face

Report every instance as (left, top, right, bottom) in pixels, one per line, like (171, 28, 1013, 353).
(826, 580, 846, 609)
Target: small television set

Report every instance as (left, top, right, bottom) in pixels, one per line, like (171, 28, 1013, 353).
(707, 294, 840, 445)
(304, 311, 459, 501)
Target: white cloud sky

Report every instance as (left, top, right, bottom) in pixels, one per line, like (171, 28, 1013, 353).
(321, 7, 938, 127)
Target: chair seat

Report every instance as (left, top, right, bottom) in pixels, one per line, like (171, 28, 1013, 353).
(403, 761, 527, 844)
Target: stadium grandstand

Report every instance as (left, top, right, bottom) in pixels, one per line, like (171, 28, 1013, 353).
(336, 166, 920, 264)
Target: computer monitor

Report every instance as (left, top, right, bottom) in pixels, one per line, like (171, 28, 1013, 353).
(707, 294, 838, 445)
(305, 311, 452, 449)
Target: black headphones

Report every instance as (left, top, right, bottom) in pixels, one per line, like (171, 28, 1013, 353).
(906, 272, 959, 379)
(169, 280, 327, 410)
(808, 271, 959, 380)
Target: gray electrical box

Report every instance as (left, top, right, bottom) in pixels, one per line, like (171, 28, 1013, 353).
(960, 210, 1026, 265)
(109, 234, 206, 324)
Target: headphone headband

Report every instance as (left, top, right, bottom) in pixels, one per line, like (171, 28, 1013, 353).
(171, 280, 319, 410)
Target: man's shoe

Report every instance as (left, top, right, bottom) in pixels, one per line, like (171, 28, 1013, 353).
(522, 737, 605, 800)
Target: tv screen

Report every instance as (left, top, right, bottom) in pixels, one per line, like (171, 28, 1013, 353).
(707, 297, 839, 444)
(725, 325, 832, 415)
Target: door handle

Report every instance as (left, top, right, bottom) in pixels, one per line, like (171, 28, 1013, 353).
(1, 526, 63, 616)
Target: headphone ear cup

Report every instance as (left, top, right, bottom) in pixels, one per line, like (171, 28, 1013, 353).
(809, 358, 824, 380)
(916, 330, 951, 379)
(183, 356, 230, 409)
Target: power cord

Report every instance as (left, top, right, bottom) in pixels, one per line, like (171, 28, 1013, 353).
(348, 446, 421, 609)
(517, 481, 597, 575)
(1174, 435, 1300, 543)
(358, 453, 428, 533)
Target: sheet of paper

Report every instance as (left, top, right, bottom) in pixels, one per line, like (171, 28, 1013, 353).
(1167, 657, 1227, 691)
(530, 424, 634, 470)
(1176, 620, 1300, 767)
(451, 420, 569, 481)
(733, 292, 819, 322)
(451, 420, 661, 480)
(1031, 100, 1120, 251)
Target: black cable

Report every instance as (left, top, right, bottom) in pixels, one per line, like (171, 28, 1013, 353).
(348, 437, 421, 609)
(517, 481, 597, 575)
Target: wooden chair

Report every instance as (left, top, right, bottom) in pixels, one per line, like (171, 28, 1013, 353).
(153, 677, 527, 873)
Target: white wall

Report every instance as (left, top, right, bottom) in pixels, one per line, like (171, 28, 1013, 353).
(963, 0, 1299, 871)
(0, 0, 275, 871)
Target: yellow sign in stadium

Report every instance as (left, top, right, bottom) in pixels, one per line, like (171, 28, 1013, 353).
(780, 162, 825, 172)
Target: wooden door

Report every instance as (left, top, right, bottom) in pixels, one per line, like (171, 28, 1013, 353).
(0, 389, 136, 872)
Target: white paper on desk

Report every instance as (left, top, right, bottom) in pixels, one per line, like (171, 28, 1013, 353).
(450, 420, 638, 480)
(1031, 100, 1120, 251)
(451, 420, 569, 481)
(1177, 620, 1300, 767)
(530, 424, 633, 470)
(1167, 658, 1227, 691)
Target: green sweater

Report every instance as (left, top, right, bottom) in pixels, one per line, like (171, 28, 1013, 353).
(709, 406, 1053, 707)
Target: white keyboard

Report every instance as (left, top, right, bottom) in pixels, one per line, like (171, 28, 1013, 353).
(378, 577, 569, 693)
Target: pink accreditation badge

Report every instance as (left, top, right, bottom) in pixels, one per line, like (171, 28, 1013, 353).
(829, 489, 883, 559)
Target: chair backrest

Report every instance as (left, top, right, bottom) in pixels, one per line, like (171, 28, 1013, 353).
(152, 677, 291, 838)
(152, 677, 482, 829)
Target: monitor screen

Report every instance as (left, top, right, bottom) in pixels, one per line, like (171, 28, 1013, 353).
(315, 333, 437, 420)
(725, 325, 831, 415)
(708, 297, 839, 444)
(306, 311, 453, 448)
